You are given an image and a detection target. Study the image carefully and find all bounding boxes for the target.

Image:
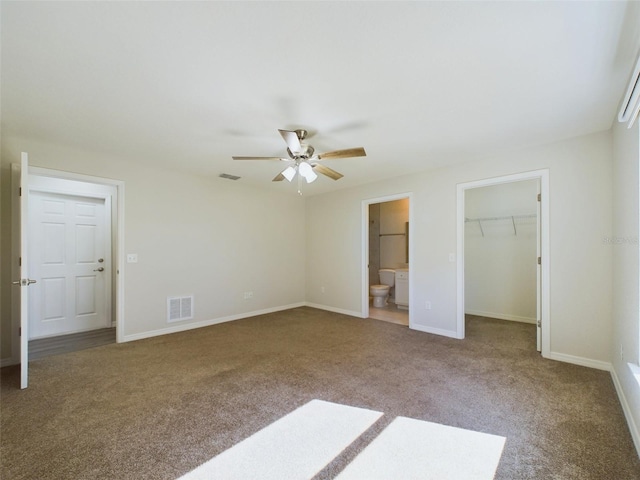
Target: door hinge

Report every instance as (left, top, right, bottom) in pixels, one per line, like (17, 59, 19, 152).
(19, 257, 22, 267)
(537, 319, 541, 328)
(19, 327, 22, 337)
(538, 256, 541, 265)
(537, 193, 541, 202)
(19, 187, 22, 197)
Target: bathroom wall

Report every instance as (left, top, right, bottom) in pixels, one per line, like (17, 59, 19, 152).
(368, 204, 381, 285)
(464, 180, 538, 323)
(368, 199, 409, 286)
(379, 199, 409, 270)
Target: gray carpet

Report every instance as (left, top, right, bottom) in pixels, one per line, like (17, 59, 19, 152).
(1, 308, 639, 479)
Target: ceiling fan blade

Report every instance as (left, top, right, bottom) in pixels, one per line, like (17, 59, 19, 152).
(317, 147, 366, 160)
(278, 129, 302, 153)
(232, 156, 283, 161)
(312, 163, 344, 180)
(272, 171, 286, 182)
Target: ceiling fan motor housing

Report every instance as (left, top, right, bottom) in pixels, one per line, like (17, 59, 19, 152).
(287, 144, 315, 160)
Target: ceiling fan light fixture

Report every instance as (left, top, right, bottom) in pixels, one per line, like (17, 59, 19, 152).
(282, 166, 297, 182)
(298, 161, 317, 183)
(305, 169, 317, 183)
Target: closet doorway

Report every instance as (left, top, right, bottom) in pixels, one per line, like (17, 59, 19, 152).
(362, 194, 412, 327)
(456, 170, 550, 357)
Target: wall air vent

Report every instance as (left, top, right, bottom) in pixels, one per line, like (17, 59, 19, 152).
(219, 173, 241, 180)
(167, 295, 194, 323)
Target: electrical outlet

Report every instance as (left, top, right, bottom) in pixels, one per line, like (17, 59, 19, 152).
(127, 253, 138, 263)
(244, 291, 253, 300)
(425, 301, 432, 310)
(620, 344, 624, 361)
(321, 286, 325, 294)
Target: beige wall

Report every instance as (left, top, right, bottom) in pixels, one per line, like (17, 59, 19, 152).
(1, 129, 619, 369)
(0, 137, 306, 361)
(612, 120, 640, 452)
(465, 180, 538, 323)
(306, 130, 613, 364)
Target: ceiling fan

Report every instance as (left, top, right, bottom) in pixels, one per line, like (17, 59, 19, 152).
(232, 129, 366, 190)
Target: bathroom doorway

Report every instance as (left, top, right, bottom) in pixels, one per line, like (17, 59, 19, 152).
(362, 194, 412, 326)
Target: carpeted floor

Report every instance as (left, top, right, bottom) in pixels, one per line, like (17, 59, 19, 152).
(1, 308, 639, 479)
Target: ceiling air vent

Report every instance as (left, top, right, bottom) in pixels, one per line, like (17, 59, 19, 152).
(219, 173, 241, 180)
(167, 295, 194, 323)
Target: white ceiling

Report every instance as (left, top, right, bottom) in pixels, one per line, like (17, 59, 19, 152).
(2, 1, 639, 195)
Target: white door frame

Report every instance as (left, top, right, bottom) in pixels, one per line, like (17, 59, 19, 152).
(456, 170, 550, 357)
(362, 193, 413, 327)
(26, 167, 125, 344)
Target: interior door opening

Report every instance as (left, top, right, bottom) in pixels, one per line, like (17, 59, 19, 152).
(463, 179, 540, 350)
(362, 194, 412, 327)
(11, 158, 124, 388)
(456, 170, 549, 357)
(26, 175, 119, 354)
(29, 191, 112, 339)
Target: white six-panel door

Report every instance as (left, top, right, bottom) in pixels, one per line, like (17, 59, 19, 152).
(28, 191, 110, 339)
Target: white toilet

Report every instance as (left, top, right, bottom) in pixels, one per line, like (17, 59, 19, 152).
(370, 269, 396, 307)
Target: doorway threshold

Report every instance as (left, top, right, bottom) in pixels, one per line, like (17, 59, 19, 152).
(29, 328, 116, 361)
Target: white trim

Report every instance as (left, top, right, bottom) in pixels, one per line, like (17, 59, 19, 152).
(464, 310, 536, 324)
(456, 169, 550, 356)
(545, 352, 611, 372)
(361, 193, 414, 328)
(122, 303, 306, 342)
(305, 302, 364, 319)
(611, 365, 640, 458)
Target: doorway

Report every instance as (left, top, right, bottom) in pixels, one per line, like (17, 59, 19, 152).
(456, 170, 550, 357)
(362, 194, 412, 326)
(22, 168, 124, 355)
(464, 180, 539, 348)
(28, 191, 112, 339)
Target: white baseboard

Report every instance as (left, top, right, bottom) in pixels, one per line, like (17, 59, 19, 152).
(304, 302, 365, 319)
(611, 365, 640, 458)
(545, 351, 612, 371)
(122, 302, 306, 343)
(465, 309, 536, 324)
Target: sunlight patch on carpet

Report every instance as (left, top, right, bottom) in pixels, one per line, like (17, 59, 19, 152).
(335, 416, 506, 480)
(178, 399, 383, 480)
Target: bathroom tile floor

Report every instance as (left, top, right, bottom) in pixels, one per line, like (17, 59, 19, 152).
(369, 299, 409, 326)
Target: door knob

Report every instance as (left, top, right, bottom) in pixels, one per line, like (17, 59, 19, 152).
(93, 267, 104, 272)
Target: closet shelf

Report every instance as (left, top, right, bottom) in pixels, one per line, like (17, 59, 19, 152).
(379, 233, 406, 237)
(465, 213, 536, 237)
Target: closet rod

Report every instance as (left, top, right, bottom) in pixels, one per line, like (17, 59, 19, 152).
(379, 233, 406, 237)
(464, 213, 536, 223)
(465, 213, 536, 237)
